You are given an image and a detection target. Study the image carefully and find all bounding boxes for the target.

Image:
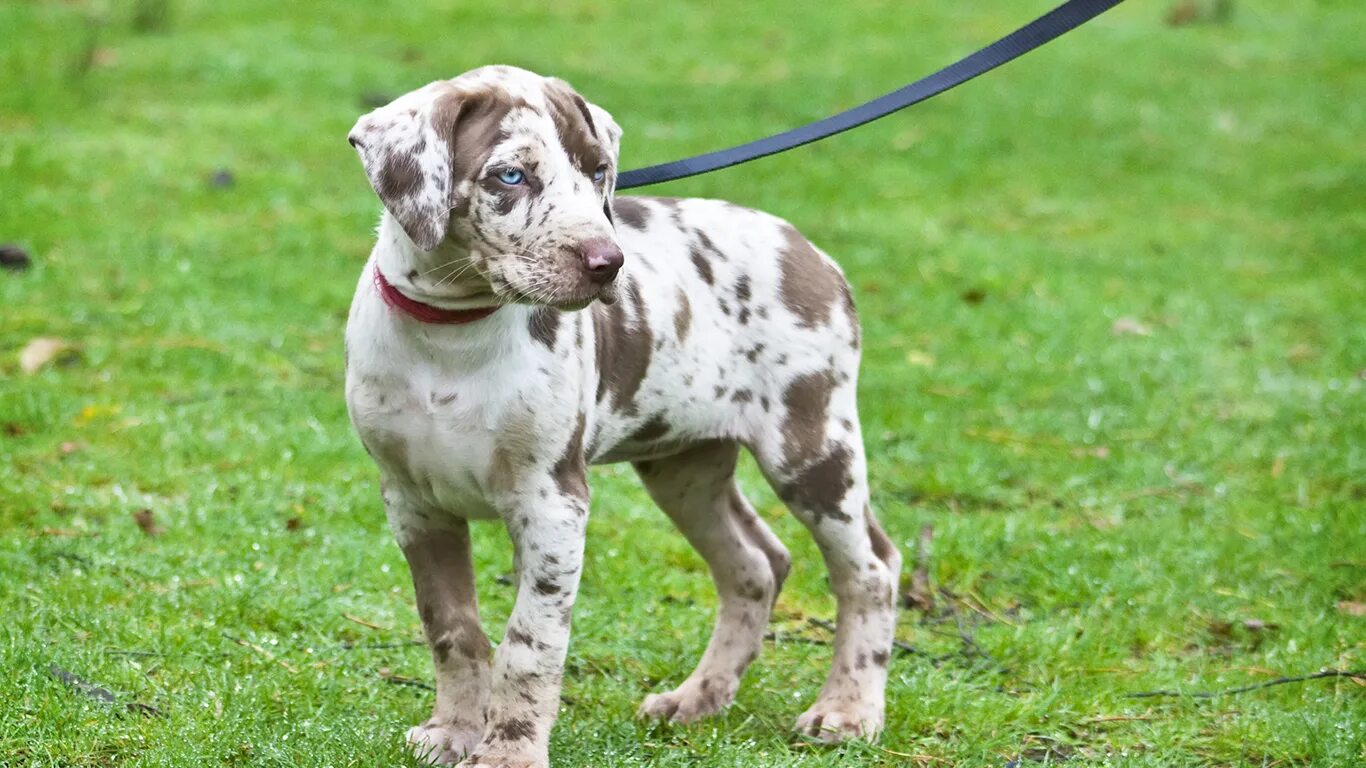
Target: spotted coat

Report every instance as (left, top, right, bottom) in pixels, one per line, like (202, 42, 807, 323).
(344, 66, 900, 768)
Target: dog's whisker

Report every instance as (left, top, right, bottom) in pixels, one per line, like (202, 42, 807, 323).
(420, 257, 467, 277)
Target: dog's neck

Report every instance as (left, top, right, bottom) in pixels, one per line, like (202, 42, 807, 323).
(369, 214, 537, 369)
(374, 215, 501, 312)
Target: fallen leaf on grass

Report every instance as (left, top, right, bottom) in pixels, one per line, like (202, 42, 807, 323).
(1286, 343, 1314, 362)
(905, 350, 935, 368)
(343, 613, 389, 631)
(1166, 0, 1198, 26)
(132, 508, 162, 537)
(285, 517, 303, 531)
(20, 337, 78, 374)
(75, 404, 121, 425)
(1337, 601, 1366, 617)
(960, 287, 986, 305)
(1208, 618, 1278, 637)
(1111, 317, 1151, 337)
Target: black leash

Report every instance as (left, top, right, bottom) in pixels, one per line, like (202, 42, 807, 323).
(616, 0, 1124, 190)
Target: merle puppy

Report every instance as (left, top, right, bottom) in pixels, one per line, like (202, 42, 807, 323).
(345, 65, 899, 768)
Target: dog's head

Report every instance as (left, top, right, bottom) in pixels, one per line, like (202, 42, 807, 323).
(349, 66, 624, 308)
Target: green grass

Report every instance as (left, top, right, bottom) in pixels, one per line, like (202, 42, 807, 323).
(2, 0, 1363, 765)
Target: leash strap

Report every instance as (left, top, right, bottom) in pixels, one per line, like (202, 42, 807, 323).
(615, 0, 1124, 190)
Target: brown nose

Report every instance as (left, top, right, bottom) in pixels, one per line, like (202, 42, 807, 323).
(577, 238, 624, 286)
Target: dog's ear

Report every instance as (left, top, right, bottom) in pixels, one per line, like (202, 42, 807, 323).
(587, 102, 623, 198)
(348, 84, 470, 251)
(585, 102, 624, 231)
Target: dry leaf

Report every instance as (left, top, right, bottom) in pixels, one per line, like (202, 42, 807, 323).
(1286, 343, 1313, 362)
(1337, 601, 1366, 617)
(1111, 317, 1151, 337)
(91, 48, 119, 68)
(1166, 0, 1198, 26)
(75, 404, 121, 425)
(905, 350, 935, 368)
(19, 337, 75, 374)
(1270, 455, 1286, 478)
(132, 508, 162, 537)
(961, 288, 987, 305)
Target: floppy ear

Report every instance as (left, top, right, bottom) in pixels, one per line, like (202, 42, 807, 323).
(585, 102, 624, 229)
(587, 102, 623, 199)
(348, 83, 465, 251)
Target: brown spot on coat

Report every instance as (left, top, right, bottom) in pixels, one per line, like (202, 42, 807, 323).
(613, 197, 652, 230)
(839, 280, 861, 348)
(779, 225, 844, 328)
(543, 79, 606, 175)
(491, 717, 536, 743)
(735, 274, 751, 303)
(628, 413, 671, 442)
(376, 152, 422, 206)
(689, 246, 715, 285)
(528, 307, 560, 349)
(866, 508, 899, 569)
(780, 369, 836, 470)
(592, 279, 653, 413)
(433, 638, 453, 662)
(779, 445, 854, 523)
(673, 288, 692, 342)
(552, 413, 589, 500)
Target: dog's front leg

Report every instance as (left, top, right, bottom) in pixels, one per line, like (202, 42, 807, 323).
(463, 486, 588, 768)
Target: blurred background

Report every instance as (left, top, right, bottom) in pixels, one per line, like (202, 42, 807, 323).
(2, 1, 1362, 765)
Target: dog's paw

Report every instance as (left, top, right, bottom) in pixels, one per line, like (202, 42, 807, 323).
(793, 700, 884, 743)
(407, 720, 482, 766)
(456, 749, 546, 768)
(637, 676, 736, 724)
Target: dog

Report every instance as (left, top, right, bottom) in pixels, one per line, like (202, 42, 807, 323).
(344, 65, 901, 768)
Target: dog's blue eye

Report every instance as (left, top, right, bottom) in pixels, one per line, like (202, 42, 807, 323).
(592, 166, 607, 182)
(495, 168, 525, 185)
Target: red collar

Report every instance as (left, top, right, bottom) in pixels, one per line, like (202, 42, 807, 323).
(373, 267, 499, 325)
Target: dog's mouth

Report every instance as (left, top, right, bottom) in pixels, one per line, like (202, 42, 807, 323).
(492, 283, 615, 311)
(486, 265, 618, 310)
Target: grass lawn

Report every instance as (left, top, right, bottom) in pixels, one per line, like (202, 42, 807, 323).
(2, 0, 1363, 765)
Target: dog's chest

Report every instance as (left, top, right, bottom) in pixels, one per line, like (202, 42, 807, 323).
(346, 348, 528, 519)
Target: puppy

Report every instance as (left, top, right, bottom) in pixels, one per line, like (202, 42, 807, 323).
(345, 65, 900, 767)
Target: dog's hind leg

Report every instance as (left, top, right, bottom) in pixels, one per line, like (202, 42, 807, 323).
(634, 440, 790, 723)
(749, 375, 901, 742)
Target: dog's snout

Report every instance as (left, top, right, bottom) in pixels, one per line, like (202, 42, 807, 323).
(577, 238, 624, 286)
